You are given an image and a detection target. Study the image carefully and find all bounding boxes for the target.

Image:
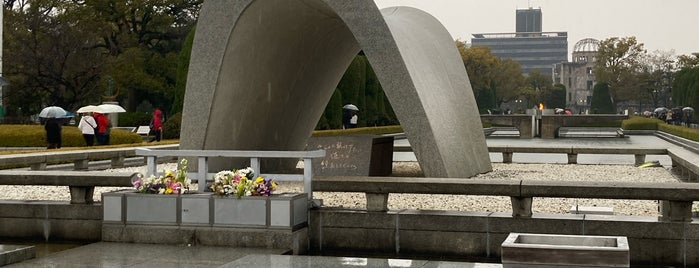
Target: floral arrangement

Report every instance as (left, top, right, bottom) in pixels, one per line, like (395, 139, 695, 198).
(132, 158, 192, 194)
(210, 167, 277, 198)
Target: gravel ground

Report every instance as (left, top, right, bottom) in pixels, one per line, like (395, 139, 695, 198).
(0, 162, 686, 216)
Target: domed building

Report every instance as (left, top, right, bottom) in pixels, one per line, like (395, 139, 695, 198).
(553, 38, 600, 114)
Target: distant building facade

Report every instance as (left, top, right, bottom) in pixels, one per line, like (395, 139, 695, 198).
(553, 38, 599, 114)
(516, 8, 542, 33)
(471, 8, 567, 76)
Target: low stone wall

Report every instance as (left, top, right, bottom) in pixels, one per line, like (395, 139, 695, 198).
(0, 201, 102, 242)
(309, 209, 699, 266)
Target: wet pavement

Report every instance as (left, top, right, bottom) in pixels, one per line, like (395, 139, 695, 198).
(4, 243, 502, 268)
(4, 135, 696, 267)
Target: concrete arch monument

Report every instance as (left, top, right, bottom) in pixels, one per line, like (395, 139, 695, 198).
(180, 0, 492, 177)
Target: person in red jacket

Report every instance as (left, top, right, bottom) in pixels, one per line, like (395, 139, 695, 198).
(94, 112, 111, 145)
(149, 109, 164, 142)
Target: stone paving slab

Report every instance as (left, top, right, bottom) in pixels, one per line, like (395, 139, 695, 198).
(220, 254, 502, 268)
(5, 242, 287, 268)
(4, 242, 503, 268)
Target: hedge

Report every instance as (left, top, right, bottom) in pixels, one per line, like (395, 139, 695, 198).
(622, 116, 699, 142)
(0, 125, 143, 147)
(621, 117, 662, 130)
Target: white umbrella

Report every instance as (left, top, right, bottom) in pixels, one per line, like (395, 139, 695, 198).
(97, 104, 126, 113)
(77, 105, 100, 113)
(342, 104, 359, 111)
(682, 107, 694, 112)
(654, 107, 668, 113)
(39, 106, 68, 118)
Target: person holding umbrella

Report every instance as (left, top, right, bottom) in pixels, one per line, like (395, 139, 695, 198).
(77, 112, 97, 146)
(342, 104, 359, 129)
(44, 118, 62, 149)
(39, 106, 67, 149)
(94, 112, 111, 145)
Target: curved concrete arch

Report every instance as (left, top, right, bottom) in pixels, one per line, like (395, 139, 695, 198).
(181, 0, 491, 177)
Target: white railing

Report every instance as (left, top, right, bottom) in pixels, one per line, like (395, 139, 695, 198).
(135, 148, 326, 200)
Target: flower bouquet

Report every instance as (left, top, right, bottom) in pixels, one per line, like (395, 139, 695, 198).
(210, 167, 277, 198)
(132, 158, 192, 194)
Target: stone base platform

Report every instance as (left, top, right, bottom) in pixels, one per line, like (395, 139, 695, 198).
(225, 254, 502, 267)
(0, 244, 35, 266)
(102, 224, 308, 255)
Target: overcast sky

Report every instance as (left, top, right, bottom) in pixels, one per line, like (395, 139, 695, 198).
(373, 0, 699, 60)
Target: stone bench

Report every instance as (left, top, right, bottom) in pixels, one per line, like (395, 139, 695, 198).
(0, 144, 178, 170)
(313, 176, 699, 222)
(489, 146, 667, 165)
(558, 127, 625, 138)
(395, 144, 667, 165)
(569, 205, 615, 215)
(0, 170, 139, 204)
(668, 147, 699, 181)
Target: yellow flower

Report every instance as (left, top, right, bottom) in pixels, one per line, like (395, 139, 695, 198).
(165, 170, 175, 178)
(165, 188, 173, 194)
(255, 177, 264, 183)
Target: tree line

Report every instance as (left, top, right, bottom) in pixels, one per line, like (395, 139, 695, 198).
(2, 1, 695, 127)
(592, 36, 698, 114)
(2, 0, 201, 120)
(456, 41, 565, 113)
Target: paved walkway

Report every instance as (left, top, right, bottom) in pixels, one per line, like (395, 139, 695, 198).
(4, 134, 698, 267)
(5, 242, 502, 268)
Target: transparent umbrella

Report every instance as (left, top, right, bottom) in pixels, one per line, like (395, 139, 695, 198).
(654, 107, 668, 113)
(97, 104, 126, 113)
(342, 104, 359, 111)
(39, 106, 68, 118)
(77, 105, 100, 113)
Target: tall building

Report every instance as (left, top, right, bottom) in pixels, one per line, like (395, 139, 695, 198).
(553, 38, 599, 114)
(471, 8, 567, 76)
(516, 8, 542, 33)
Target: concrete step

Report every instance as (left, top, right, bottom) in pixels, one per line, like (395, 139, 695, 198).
(558, 127, 624, 138)
(0, 244, 35, 266)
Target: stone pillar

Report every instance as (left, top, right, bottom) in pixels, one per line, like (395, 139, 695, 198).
(511, 197, 533, 217)
(111, 156, 125, 168)
(567, 153, 578, 164)
(74, 159, 89, 170)
(366, 193, 389, 212)
(634, 154, 646, 166)
(659, 200, 693, 222)
(69, 186, 95, 204)
(30, 163, 46, 170)
(502, 152, 513, 163)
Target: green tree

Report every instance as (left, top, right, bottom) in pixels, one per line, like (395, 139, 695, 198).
(673, 54, 699, 110)
(3, 1, 106, 114)
(637, 50, 676, 109)
(493, 59, 525, 108)
(590, 82, 615, 114)
(318, 53, 398, 129)
(677, 54, 699, 69)
(457, 41, 524, 113)
(593, 37, 646, 106)
(172, 26, 196, 115)
(524, 70, 553, 107)
(540, 84, 566, 109)
(2, 0, 200, 118)
(673, 67, 699, 109)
